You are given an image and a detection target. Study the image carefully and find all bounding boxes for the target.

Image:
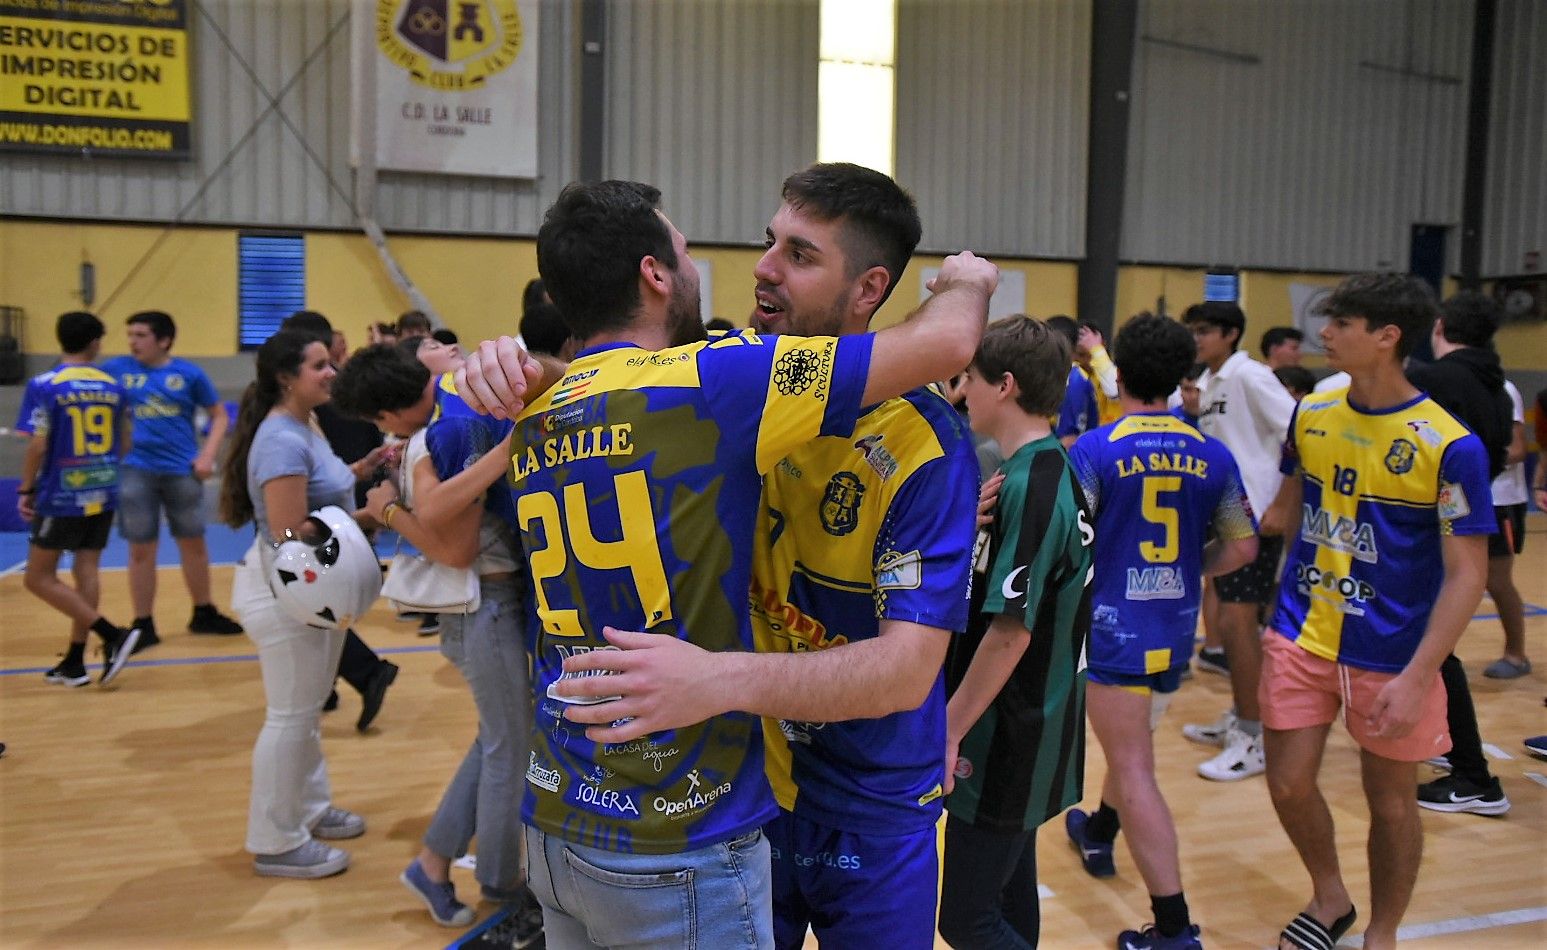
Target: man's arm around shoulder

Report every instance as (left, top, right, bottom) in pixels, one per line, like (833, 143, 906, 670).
(552, 620, 949, 744)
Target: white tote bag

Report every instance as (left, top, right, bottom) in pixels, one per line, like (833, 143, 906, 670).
(379, 430, 481, 614)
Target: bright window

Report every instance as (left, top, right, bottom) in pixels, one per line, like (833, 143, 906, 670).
(818, 0, 896, 175)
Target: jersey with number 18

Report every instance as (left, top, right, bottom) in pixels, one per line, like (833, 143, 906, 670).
(507, 331, 872, 855)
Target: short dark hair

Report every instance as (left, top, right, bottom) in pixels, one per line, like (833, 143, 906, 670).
(1318, 273, 1438, 360)
(522, 278, 548, 314)
(781, 163, 921, 310)
(396, 336, 425, 356)
(57, 311, 105, 354)
(1182, 361, 1206, 382)
(282, 310, 333, 345)
(1044, 315, 1079, 349)
(331, 343, 432, 420)
(705, 317, 735, 333)
(127, 310, 176, 342)
(1260, 325, 1303, 357)
(1274, 365, 1316, 398)
(520, 301, 570, 358)
(537, 181, 679, 341)
(1438, 291, 1501, 348)
(972, 316, 1071, 417)
(397, 310, 432, 336)
(1181, 301, 1246, 349)
(1113, 313, 1197, 402)
(432, 328, 458, 346)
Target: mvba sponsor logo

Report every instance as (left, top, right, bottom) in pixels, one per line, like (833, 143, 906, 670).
(1126, 566, 1186, 600)
(1301, 506, 1378, 563)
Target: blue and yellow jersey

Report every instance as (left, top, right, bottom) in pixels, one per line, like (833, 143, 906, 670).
(1071, 412, 1256, 674)
(508, 331, 872, 854)
(16, 365, 127, 517)
(1270, 389, 1494, 672)
(430, 371, 482, 423)
(752, 388, 977, 835)
(100, 356, 219, 474)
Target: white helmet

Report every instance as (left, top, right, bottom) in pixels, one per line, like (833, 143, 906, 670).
(268, 505, 382, 630)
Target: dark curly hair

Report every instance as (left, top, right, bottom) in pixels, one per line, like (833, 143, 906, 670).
(1113, 313, 1197, 403)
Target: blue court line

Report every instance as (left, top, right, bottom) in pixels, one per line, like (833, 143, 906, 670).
(0, 643, 441, 677)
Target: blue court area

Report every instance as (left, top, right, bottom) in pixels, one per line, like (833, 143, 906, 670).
(0, 520, 406, 575)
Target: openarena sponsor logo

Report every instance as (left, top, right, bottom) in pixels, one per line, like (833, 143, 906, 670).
(652, 769, 732, 821)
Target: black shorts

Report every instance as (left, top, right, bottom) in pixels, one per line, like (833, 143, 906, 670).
(1215, 534, 1284, 604)
(1489, 503, 1527, 558)
(30, 511, 115, 551)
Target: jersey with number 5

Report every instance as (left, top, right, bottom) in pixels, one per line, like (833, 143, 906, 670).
(507, 331, 872, 855)
(16, 365, 127, 517)
(1071, 412, 1256, 674)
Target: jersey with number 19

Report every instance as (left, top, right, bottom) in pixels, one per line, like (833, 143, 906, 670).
(1070, 412, 1256, 674)
(509, 331, 872, 855)
(1269, 389, 1494, 672)
(16, 365, 127, 517)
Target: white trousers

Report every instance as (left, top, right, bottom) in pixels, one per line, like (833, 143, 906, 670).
(232, 541, 347, 855)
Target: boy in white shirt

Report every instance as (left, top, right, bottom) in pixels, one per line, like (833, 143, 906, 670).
(1180, 302, 1296, 782)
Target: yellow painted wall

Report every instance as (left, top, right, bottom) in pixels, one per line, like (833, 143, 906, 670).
(3, 218, 1543, 371)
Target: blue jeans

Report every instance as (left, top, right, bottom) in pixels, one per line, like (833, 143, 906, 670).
(423, 578, 533, 892)
(117, 466, 206, 542)
(525, 824, 773, 949)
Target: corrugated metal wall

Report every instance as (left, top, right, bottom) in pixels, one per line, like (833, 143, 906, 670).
(602, 0, 818, 244)
(0, 0, 577, 235)
(895, 0, 1090, 259)
(2, 0, 1541, 277)
(1123, 0, 1472, 272)
(1483, 0, 1546, 277)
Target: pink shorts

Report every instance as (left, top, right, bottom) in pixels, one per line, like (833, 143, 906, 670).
(1258, 630, 1450, 762)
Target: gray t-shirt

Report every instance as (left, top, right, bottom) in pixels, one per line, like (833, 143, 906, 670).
(248, 414, 355, 564)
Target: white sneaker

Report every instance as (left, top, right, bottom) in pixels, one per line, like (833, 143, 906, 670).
(1198, 726, 1265, 781)
(1182, 708, 1236, 747)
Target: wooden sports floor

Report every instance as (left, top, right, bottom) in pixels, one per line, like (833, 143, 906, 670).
(2, 523, 1544, 949)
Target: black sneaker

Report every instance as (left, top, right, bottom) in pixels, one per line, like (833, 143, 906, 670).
(323, 689, 340, 712)
(1417, 773, 1510, 816)
(512, 885, 545, 948)
(189, 606, 243, 635)
(99, 628, 142, 686)
(44, 660, 91, 688)
(418, 614, 441, 636)
(131, 620, 160, 655)
(1195, 646, 1230, 676)
(356, 661, 398, 732)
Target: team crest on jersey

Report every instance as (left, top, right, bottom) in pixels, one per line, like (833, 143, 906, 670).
(820, 472, 865, 536)
(165, 374, 185, 391)
(1384, 438, 1417, 474)
(853, 434, 899, 479)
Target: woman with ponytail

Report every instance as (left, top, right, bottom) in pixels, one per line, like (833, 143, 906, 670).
(221, 330, 383, 879)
